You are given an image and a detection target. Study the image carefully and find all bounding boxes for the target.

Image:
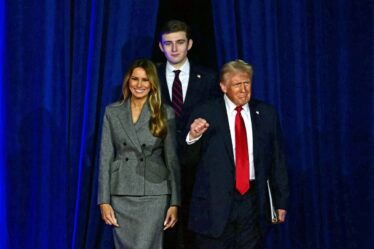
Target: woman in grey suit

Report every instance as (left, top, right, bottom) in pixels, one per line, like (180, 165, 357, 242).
(98, 59, 181, 249)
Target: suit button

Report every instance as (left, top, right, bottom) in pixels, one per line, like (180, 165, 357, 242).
(142, 144, 146, 147)
(123, 142, 127, 146)
(140, 158, 144, 162)
(125, 158, 129, 161)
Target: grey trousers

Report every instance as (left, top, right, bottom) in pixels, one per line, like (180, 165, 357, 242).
(111, 195, 169, 249)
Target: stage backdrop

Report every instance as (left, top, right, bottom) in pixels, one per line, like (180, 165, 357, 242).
(1, 0, 373, 249)
(211, 1, 374, 249)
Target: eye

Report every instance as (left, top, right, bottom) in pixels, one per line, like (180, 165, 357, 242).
(177, 40, 186, 45)
(131, 76, 138, 81)
(163, 41, 172, 46)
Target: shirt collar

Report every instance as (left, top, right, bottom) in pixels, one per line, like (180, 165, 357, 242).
(166, 59, 190, 76)
(223, 94, 250, 115)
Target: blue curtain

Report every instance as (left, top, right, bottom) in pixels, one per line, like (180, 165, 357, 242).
(2, 0, 158, 248)
(2, 0, 373, 249)
(212, 1, 373, 249)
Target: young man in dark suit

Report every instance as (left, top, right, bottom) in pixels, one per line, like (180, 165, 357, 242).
(185, 60, 289, 249)
(158, 20, 221, 249)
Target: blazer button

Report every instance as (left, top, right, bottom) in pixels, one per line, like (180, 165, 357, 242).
(123, 142, 127, 146)
(140, 158, 144, 162)
(142, 144, 146, 147)
(125, 157, 129, 161)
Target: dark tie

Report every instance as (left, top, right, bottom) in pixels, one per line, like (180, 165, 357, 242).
(171, 70, 183, 117)
(235, 106, 250, 195)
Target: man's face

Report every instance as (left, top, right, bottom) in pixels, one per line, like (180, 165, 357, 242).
(159, 31, 193, 68)
(220, 71, 252, 106)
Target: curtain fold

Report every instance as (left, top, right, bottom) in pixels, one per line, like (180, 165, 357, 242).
(3, 0, 373, 248)
(4, 1, 158, 248)
(212, 1, 374, 249)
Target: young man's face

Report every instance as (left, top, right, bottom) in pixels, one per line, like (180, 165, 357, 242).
(159, 31, 193, 69)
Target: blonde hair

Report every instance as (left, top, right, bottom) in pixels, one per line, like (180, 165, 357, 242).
(122, 59, 167, 138)
(220, 59, 254, 83)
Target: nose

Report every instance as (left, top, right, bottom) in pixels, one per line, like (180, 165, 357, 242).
(171, 43, 177, 52)
(136, 79, 142, 87)
(239, 83, 246, 92)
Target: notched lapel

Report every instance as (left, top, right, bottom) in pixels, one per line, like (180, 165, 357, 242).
(217, 100, 235, 165)
(116, 101, 142, 152)
(134, 104, 150, 131)
(184, 67, 204, 109)
(249, 102, 260, 166)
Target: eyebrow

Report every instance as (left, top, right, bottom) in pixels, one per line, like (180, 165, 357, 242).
(163, 39, 187, 43)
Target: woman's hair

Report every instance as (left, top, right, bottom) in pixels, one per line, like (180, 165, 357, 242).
(122, 59, 167, 138)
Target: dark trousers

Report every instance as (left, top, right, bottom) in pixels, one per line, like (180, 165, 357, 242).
(195, 182, 264, 249)
(164, 160, 196, 249)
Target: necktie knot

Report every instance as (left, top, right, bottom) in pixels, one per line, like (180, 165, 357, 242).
(235, 106, 243, 112)
(173, 70, 181, 76)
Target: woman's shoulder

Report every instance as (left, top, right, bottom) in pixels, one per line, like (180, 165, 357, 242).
(104, 100, 126, 114)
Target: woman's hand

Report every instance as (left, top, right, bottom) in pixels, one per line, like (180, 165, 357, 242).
(100, 203, 119, 227)
(163, 206, 178, 230)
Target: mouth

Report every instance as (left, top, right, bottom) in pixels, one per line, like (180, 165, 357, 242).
(133, 88, 147, 93)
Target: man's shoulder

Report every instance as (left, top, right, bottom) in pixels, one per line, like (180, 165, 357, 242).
(193, 97, 223, 114)
(250, 98, 279, 116)
(189, 61, 216, 76)
(156, 62, 166, 73)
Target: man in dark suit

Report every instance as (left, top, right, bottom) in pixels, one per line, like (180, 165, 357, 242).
(185, 60, 289, 249)
(158, 20, 221, 248)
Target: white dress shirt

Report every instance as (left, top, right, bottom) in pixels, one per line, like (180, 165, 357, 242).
(223, 95, 255, 180)
(165, 60, 190, 102)
(186, 95, 255, 180)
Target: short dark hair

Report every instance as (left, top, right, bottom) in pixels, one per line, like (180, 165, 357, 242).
(159, 20, 191, 41)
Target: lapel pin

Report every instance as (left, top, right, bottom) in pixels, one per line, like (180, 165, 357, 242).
(197, 74, 201, 78)
(256, 111, 260, 115)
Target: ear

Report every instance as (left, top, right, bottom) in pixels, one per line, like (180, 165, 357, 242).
(187, 39, 193, 50)
(159, 42, 164, 52)
(220, 82, 227, 93)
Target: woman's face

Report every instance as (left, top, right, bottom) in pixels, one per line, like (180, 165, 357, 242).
(128, 67, 151, 101)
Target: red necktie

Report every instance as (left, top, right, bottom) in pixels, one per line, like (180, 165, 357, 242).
(235, 106, 250, 195)
(171, 70, 183, 117)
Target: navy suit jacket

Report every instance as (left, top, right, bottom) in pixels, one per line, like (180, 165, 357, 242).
(183, 97, 289, 238)
(157, 62, 221, 149)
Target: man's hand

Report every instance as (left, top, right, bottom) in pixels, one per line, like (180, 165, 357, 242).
(189, 118, 209, 140)
(277, 209, 287, 223)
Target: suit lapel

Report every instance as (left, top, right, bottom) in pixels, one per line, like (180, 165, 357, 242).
(117, 99, 142, 152)
(158, 64, 172, 105)
(184, 64, 200, 109)
(134, 103, 150, 131)
(249, 100, 260, 169)
(216, 99, 235, 166)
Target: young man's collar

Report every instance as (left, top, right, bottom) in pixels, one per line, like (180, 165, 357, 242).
(166, 59, 190, 75)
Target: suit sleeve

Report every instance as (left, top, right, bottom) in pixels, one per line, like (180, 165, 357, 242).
(163, 107, 181, 206)
(180, 106, 205, 167)
(269, 111, 289, 210)
(97, 108, 114, 205)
